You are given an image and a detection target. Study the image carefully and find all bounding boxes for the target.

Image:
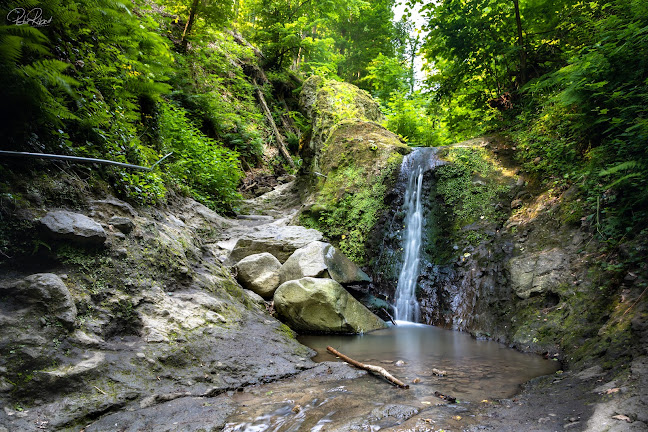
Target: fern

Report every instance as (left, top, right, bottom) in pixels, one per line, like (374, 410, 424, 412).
(599, 161, 640, 176)
(604, 172, 643, 190)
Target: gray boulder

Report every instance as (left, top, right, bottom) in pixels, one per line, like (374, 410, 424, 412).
(236, 253, 282, 299)
(278, 241, 371, 285)
(40, 210, 106, 246)
(274, 277, 386, 334)
(0, 273, 77, 328)
(227, 225, 323, 264)
(507, 248, 568, 299)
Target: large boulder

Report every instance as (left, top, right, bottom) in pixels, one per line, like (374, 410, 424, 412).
(226, 224, 323, 264)
(279, 241, 371, 285)
(274, 277, 386, 334)
(299, 76, 386, 174)
(236, 253, 282, 299)
(0, 273, 77, 329)
(507, 248, 568, 299)
(40, 210, 106, 246)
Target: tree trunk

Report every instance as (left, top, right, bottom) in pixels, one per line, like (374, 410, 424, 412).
(182, 0, 200, 51)
(254, 80, 296, 169)
(512, 0, 527, 86)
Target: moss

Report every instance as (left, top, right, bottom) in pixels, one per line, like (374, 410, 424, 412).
(435, 146, 512, 245)
(276, 323, 296, 340)
(301, 120, 408, 264)
(302, 159, 400, 264)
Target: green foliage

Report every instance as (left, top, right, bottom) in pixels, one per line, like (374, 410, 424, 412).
(412, 0, 648, 240)
(384, 91, 445, 147)
(435, 147, 508, 233)
(170, 29, 267, 163)
(333, 0, 400, 85)
(511, 0, 648, 239)
(302, 163, 397, 263)
(361, 54, 409, 102)
(159, 102, 243, 211)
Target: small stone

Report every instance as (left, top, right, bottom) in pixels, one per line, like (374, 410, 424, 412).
(395, 360, 406, 367)
(114, 248, 128, 258)
(563, 421, 581, 429)
(511, 199, 523, 209)
(136, 352, 146, 358)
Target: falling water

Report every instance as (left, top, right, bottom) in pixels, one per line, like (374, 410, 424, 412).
(394, 148, 440, 322)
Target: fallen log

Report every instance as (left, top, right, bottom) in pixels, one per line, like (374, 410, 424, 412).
(326, 346, 409, 389)
(253, 79, 296, 169)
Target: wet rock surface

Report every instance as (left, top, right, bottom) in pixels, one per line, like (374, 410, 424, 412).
(0, 273, 77, 329)
(0, 194, 316, 432)
(367, 136, 648, 430)
(507, 248, 568, 299)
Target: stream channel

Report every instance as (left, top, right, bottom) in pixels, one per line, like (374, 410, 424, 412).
(224, 148, 559, 431)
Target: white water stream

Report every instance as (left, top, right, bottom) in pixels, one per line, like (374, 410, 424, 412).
(394, 148, 441, 322)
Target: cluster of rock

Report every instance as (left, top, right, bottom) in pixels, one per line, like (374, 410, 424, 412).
(235, 240, 386, 334)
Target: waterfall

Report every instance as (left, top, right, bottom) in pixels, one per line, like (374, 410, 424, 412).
(393, 148, 439, 322)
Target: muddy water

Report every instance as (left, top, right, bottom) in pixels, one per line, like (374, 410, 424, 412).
(223, 323, 559, 431)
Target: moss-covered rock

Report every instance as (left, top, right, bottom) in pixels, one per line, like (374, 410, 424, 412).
(298, 81, 410, 264)
(273, 277, 387, 334)
(299, 76, 386, 175)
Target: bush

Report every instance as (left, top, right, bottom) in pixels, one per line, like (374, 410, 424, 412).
(159, 102, 243, 211)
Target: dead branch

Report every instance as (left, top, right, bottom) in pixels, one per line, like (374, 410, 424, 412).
(434, 391, 456, 403)
(253, 80, 296, 169)
(326, 346, 409, 389)
(380, 307, 396, 325)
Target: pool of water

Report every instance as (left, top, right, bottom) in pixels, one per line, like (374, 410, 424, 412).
(223, 323, 559, 431)
(299, 322, 559, 402)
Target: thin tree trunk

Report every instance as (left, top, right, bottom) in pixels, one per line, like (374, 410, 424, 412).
(512, 0, 527, 86)
(182, 0, 200, 50)
(254, 80, 296, 169)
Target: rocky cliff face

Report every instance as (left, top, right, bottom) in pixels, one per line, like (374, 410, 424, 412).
(297, 76, 410, 266)
(368, 137, 647, 371)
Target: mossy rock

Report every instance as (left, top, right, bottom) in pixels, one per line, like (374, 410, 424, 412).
(300, 122, 409, 264)
(299, 76, 386, 174)
(320, 120, 409, 179)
